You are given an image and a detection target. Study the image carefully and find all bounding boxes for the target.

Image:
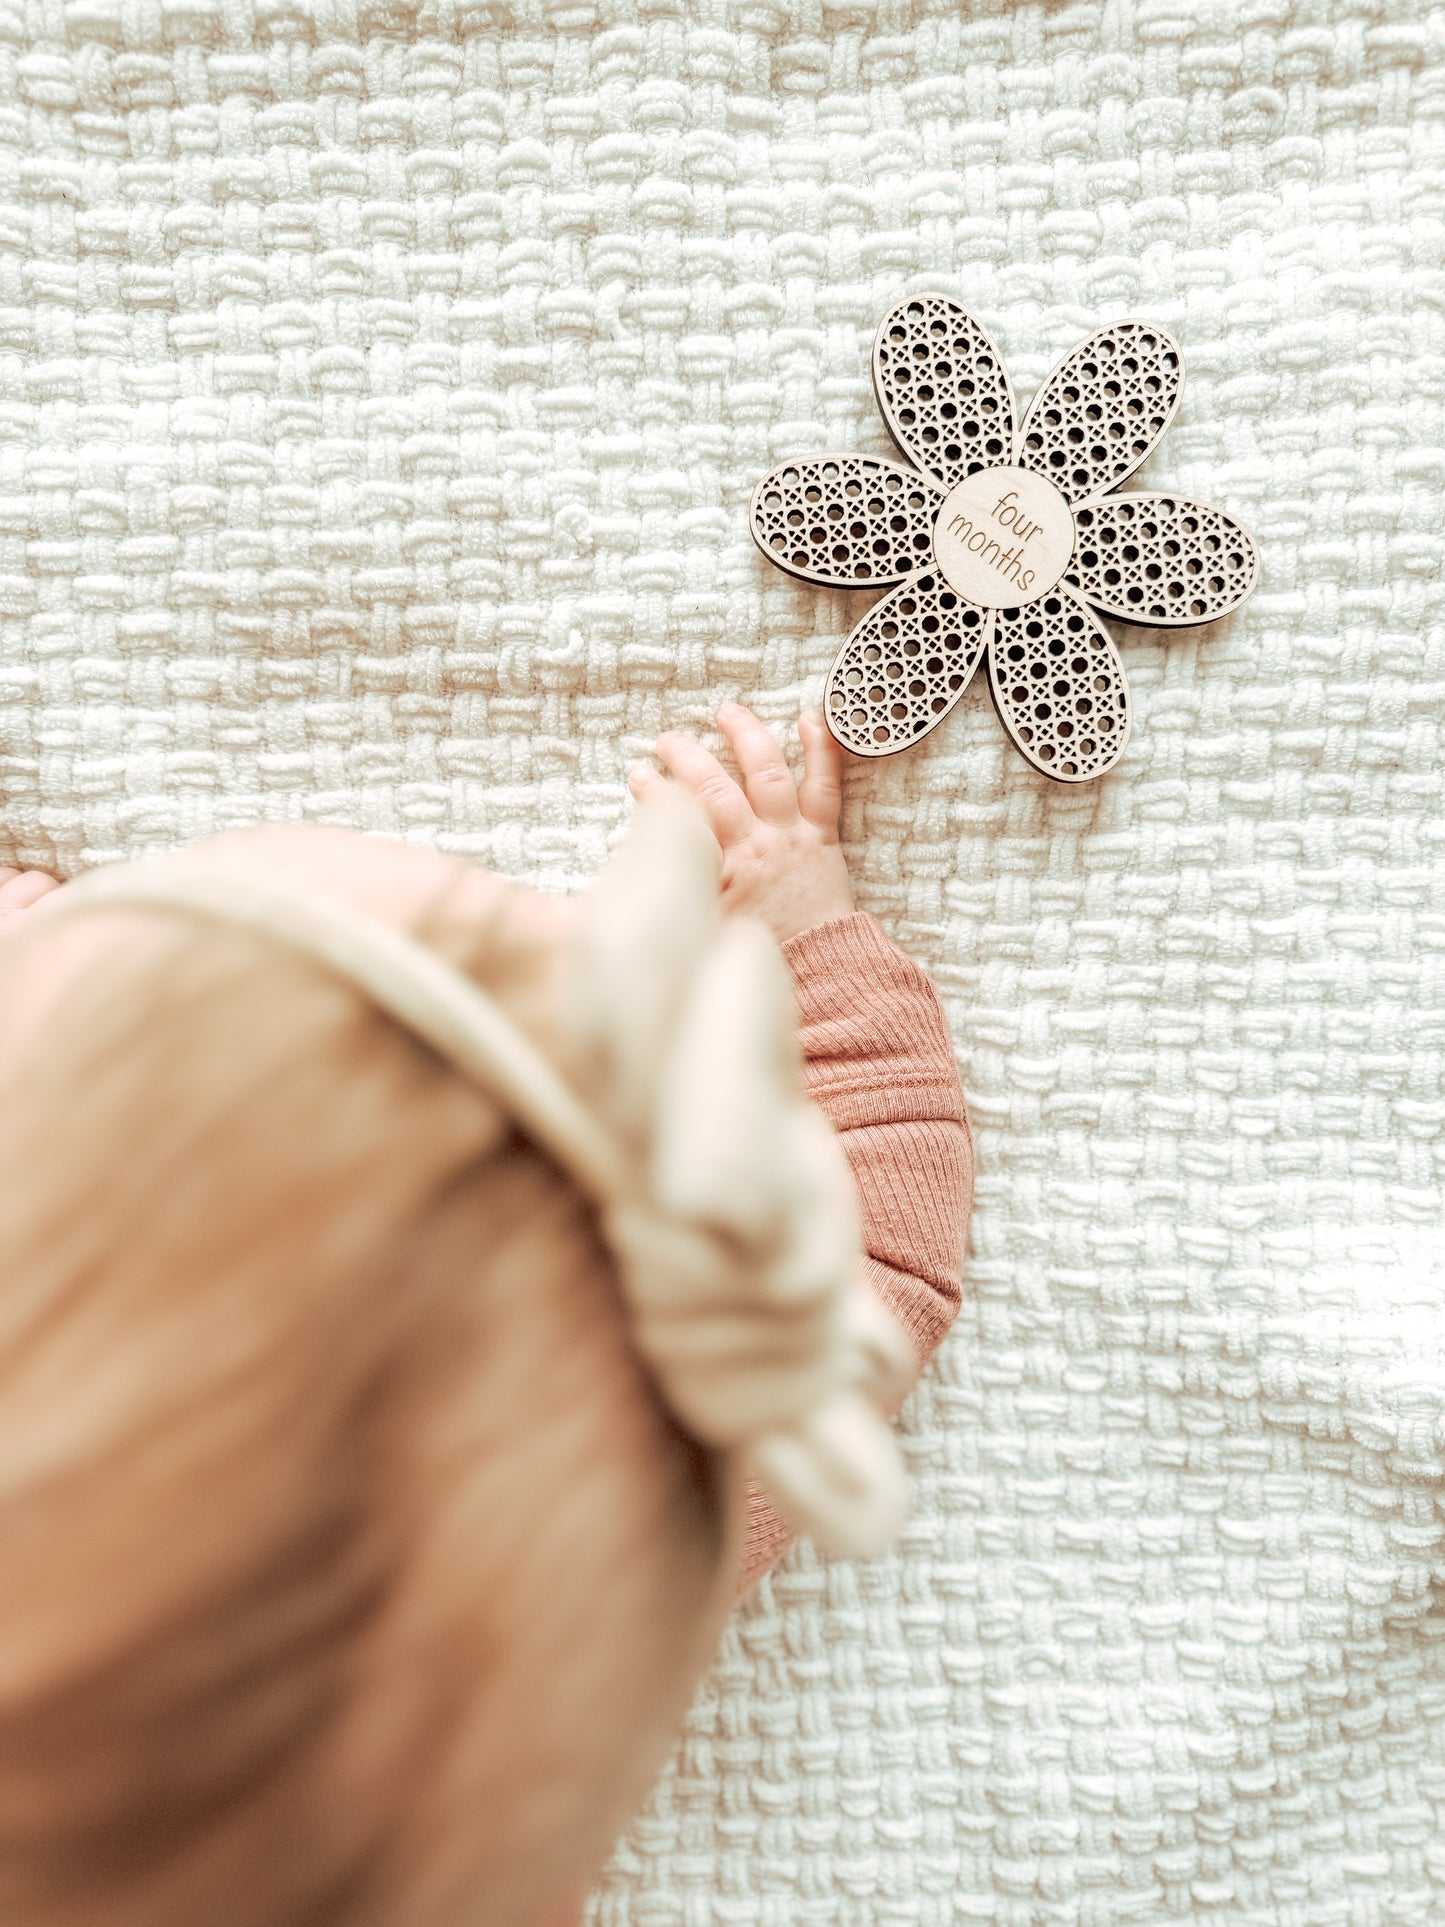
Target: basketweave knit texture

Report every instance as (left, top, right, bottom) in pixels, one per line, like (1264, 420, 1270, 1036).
(2, 0, 1444, 1921)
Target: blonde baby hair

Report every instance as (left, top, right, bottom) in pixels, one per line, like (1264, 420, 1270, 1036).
(0, 796, 909, 1927)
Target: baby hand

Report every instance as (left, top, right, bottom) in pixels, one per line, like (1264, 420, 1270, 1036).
(628, 705, 855, 945)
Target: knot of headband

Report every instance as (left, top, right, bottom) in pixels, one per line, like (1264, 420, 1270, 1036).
(49, 795, 914, 1561)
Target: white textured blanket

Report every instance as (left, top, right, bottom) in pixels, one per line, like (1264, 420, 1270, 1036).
(4, 1, 1442, 1920)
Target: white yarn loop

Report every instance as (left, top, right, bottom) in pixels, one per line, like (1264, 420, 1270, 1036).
(48, 794, 913, 1561)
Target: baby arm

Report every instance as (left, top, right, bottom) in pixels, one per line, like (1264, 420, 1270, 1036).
(630, 706, 973, 1588)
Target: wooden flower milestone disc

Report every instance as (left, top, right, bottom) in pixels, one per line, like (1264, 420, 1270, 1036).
(748, 294, 1260, 780)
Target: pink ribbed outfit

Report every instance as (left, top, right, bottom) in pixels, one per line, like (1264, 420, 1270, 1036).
(740, 912, 973, 1588)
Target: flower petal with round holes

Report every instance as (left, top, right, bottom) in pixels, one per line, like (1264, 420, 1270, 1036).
(823, 573, 993, 756)
(748, 293, 1260, 780)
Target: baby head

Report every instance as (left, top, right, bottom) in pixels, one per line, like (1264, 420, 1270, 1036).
(0, 819, 740, 1927)
(0, 804, 907, 1927)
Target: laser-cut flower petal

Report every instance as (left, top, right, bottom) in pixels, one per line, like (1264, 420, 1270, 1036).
(987, 590, 1131, 783)
(824, 570, 992, 758)
(871, 294, 1014, 493)
(749, 455, 943, 590)
(1065, 493, 1259, 627)
(1015, 321, 1183, 506)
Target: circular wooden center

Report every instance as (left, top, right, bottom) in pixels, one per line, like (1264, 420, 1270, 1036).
(931, 465, 1075, 608)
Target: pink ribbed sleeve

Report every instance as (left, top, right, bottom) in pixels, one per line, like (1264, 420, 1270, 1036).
(739, 913, 973, 1588)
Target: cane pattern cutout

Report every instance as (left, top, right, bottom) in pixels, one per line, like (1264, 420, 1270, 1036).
(830, 573, 992, 750)
(751, 455, 941, 587)
(748, 293, 1259, 780)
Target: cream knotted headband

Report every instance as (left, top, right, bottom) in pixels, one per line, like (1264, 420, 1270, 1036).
(45, 794, 914, 1560)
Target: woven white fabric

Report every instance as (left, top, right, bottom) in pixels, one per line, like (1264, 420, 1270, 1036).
(2, 1, 1443, 1920)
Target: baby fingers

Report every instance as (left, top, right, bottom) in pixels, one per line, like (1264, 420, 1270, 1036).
(0, 869, 61, 919)
(797, 710, 846, 836)
(716, 705, 799, 828)
(627, 763, 668, 804)
(651, 731, 755, 848)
